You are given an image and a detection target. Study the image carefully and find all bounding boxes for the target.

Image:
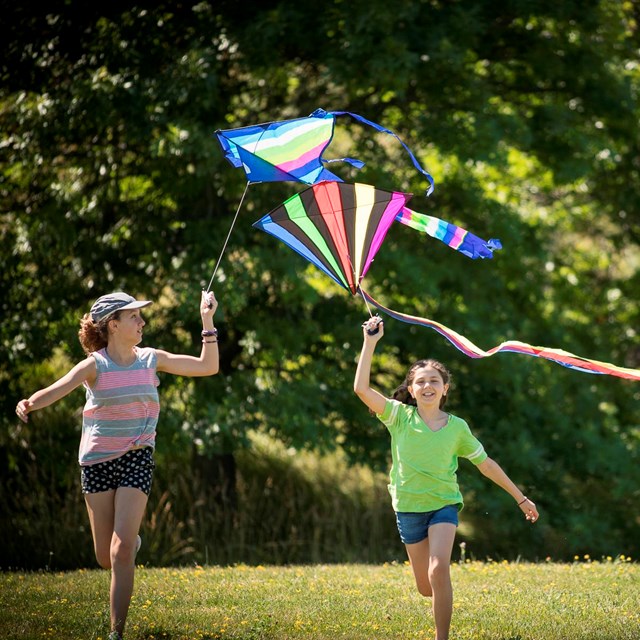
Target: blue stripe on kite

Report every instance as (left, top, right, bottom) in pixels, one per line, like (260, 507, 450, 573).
(441, 226, 460, 246)
(255, 216, 347, 291)
(432, 220, 449, 241)
(294, 159, 335, 183)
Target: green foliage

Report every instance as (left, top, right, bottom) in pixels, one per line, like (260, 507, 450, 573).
(0, 429, 398, 569)
(1, 0, 639, 566)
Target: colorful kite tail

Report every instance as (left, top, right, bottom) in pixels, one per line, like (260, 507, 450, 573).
(395, 207, 502, 260)
(359, 289, 640, 381)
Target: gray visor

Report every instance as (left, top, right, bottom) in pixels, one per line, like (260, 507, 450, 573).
(90, 292, 152, 322)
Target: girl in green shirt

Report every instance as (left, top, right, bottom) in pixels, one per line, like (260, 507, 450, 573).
(354, 316, 539, 640)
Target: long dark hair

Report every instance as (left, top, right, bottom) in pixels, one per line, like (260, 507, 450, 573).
(78, 311, 121, 355)
(392, 359, 451, 409)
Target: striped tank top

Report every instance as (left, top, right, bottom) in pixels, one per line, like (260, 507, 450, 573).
(79, 347, 160, 466)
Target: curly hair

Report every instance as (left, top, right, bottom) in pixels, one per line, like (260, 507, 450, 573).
(392, 359, 451, 409)
(78, 311, 121, 355)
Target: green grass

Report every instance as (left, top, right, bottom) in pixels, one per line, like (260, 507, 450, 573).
(1, 559, 638, 640)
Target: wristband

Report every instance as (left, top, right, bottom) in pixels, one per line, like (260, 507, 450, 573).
(201, 328, 218, 338)
(517, 497, 528, 506)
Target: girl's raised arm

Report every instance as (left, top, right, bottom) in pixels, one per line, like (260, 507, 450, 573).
(156, 291, 220, 377)
(353, 317, 388, 415)
(16, 356, 97, 423)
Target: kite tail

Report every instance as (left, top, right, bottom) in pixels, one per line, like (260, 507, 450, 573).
(395, 207, 502, 260)
(359, 289, 640, 381)
(311, 108, 435, 196)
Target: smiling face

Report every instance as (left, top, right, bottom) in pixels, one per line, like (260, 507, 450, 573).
(407, 363, 450, 409)
(108, 308, 146, 345)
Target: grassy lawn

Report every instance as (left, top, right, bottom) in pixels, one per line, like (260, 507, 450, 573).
(1, 559, 638, 639)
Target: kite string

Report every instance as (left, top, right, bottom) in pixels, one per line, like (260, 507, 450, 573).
(208, 119, 271, 292)
(357, 285, 375, 318)
(346, 251, 374, 319)
(206, 181, 250, 292)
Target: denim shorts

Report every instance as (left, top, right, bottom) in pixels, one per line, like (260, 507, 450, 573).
(395, 505, 459, 544)
(81, 448, 155, 495)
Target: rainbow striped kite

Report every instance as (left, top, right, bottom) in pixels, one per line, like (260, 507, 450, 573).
(216, 108, 499, 261)
(255, 181, 640, 381)
(208, 109, 440, 292)
(216, 108, 435, 195)
(253, 181, 411, 294)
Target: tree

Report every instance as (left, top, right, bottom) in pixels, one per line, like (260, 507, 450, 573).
(1, 0, 638, 564)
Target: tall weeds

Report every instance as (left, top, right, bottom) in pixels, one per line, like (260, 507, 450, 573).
(149, 432, 399, 566)
(1, 431, 400, 570)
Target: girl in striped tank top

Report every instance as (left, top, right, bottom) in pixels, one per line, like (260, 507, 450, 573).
(16, 290, 220, 640)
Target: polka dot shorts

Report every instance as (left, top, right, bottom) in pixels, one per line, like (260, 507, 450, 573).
(81, 448, 156, 495)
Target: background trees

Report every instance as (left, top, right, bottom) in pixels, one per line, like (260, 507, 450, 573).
(2, 0, 638, 568)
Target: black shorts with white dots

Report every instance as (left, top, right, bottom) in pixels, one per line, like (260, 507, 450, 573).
(80, 447, 155, 496)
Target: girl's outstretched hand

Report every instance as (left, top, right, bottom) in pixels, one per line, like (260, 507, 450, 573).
(16, 399, 31, 423)
(362, 315, 384, 342)
(519, 497, 539, 523)
(201, 290, 218, 318)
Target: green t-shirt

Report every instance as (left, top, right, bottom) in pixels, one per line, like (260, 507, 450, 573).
(377, 399, 488, 513)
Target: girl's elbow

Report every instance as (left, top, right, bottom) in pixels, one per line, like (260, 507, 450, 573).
(192, 363, 219, 377)
(354, 388, 375, 407)
(477, 457, 495, 474)
(203, 352, 219, 376)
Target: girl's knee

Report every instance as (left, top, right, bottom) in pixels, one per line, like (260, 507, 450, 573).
(413, 571, 433, 597)
(95, 548, 111, 570)
(110, 536, 137, 566)
(428, 558, 451, 586)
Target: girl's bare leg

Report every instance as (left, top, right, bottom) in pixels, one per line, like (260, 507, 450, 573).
(406, 523, 457, 640)
(404, 536, 433, 597)
(85, 490, 116, 569)
(86, 486, 148, 638)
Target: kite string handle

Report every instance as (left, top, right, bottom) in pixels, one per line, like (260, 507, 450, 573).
(205, 181, 251, 299)
(358, 286, 382, 335)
